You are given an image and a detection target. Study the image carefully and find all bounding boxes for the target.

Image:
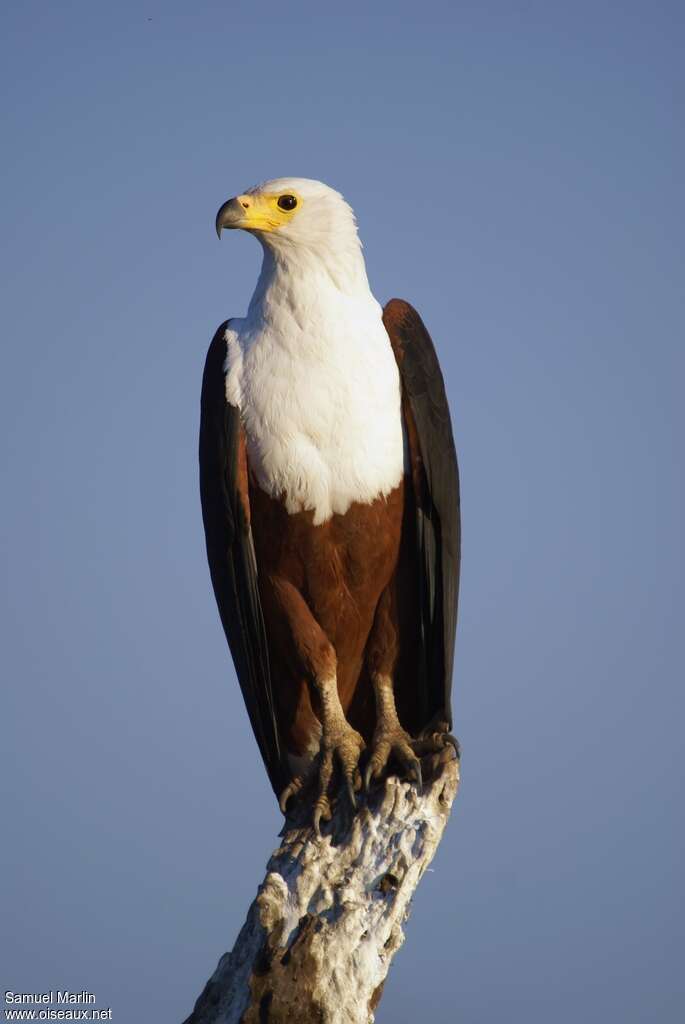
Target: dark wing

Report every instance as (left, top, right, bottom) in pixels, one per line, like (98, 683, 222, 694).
(199, 322, 284, 794)
(383, 299, 461, 731)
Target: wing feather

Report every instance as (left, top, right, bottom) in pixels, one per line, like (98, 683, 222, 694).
(199, 322, 284, 793)
(383, 299, 461, 729)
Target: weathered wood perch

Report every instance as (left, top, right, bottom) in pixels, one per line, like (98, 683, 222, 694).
(183, 752, 459, 1024)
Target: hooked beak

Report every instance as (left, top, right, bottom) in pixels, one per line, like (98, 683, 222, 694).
(215, 197, 247, 238)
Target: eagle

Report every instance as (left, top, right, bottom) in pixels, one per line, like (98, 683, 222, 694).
(200, 178, 460, 832)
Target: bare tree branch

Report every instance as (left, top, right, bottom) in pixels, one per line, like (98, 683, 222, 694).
(183, 753, 459, 1024)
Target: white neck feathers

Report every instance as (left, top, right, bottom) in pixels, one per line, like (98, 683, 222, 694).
(223, 184, 405, 525)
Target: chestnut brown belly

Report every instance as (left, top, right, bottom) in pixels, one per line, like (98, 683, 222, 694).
(248, 479, 406, 756)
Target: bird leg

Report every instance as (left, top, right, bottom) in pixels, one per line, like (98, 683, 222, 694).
(269, 576, 365, 829)
(365, 673, 424, 790)
(279, 673, 365, 835)
(311, 673, 365, 833)
(364, 674, 459, 791)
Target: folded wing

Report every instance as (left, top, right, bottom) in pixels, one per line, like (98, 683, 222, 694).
(383, 299, 461, 730)
(199, 323, 284, 793)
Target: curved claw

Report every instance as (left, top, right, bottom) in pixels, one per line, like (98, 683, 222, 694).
(312, 795, 331, 837)
(364, 762, 375, 792)
(278, 781, 297, 815)
(278, 770, 309, 814)
(313, 807, 323, 837)
(444, 734, 461, 758)
(346, 776, 357, 809)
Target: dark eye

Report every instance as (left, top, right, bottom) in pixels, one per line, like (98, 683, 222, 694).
(277, 194, 297, 211)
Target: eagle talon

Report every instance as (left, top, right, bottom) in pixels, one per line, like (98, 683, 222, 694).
(416, 720, 460, 760)
(412, 728, 460, 761)
(278, 773, 308, 814)
(346, 777, 357, 810)
(365, 721, 426, 792)
(444, 733, 461, 758)
(279, 790, 291, 815)
(313, 794, 332, 837)
(304, 721, 365, 830)
(363, 762, 375, 792)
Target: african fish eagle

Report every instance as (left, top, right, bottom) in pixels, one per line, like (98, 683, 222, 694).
(200, 178, 460, 831)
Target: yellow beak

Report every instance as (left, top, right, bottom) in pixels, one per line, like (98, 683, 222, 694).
(215, 193, 286, 236)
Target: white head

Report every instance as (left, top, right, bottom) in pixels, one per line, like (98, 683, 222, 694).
(215, 177, 368, 293)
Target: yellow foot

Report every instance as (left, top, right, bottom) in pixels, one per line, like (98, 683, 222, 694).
(364, 721, 460, 793)
(279, 721, 365, 835)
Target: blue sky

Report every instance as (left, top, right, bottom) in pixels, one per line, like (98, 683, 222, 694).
(1, 2, 683, 1021)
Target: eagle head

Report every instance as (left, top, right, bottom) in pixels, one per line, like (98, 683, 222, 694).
(215, 177, 361, 261)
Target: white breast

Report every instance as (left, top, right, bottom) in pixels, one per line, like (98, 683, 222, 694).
(224, 298, 405, 526)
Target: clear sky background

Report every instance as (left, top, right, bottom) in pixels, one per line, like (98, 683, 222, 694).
(1, 2, 683, 1022)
